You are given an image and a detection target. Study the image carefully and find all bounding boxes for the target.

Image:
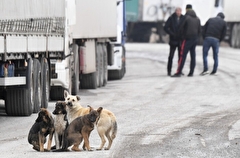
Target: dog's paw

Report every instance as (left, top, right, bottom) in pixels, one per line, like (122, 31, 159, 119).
(96, 148, 102, 151)
(87, 147, 94, 151)
(104, 147, 110, 150)
(32, 146, 40, 151)
(71, 147, 81, 151)
(44, 149, 50, 152)
(82, 146, 86, 150)
(51, 145, 56, 150)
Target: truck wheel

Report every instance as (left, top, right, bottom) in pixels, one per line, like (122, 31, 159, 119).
(50, 86, 65, 100)
(96, 45, 100, 88)
(41, 58, 49, 108)
(71, 44, 80, 95)
(80, 72, 98, 89)
(5, 89, 33, 116)
(231, 24, 238, 48)
(237, 24, 240, 48)
(97, 44, 103, 87)
(33, 59, 42, 113)
(108, 45, 126, 80)
(102, 44, 108, 86)
(5, 58, 34, 116)
(80, 43, 98, 89)
(122, 45, 126, 75)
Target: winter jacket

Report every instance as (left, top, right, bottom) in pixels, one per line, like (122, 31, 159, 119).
(202, 15, 227, 41)
(178, 10, 201, 40)
(164, 13, 184, 45)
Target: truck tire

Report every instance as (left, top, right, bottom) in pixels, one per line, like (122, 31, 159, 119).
(5, 89, 33, 116)
(237, 24, 240, 48)
(97, 44, 104, 87)
(50, 86, 65, 100)
(80, 72, 98, 89)
(107, 42, 114, 65)
(71, 44, 80, 95)
(5, 58, 34, 116)
(33, 59, 42, 113)
(41, 58, 49, 108)
(231, 24, 238, 48)
(108, 45, 126, 80)
(102, 44, 108, 86)
(80, 43, 99, 89)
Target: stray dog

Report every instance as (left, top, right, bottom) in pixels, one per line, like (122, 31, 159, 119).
(53, 106, 102, 152)
(52, 101, 69, 149)
(28, 108, 54, 152)
(64, 90, 117, 150)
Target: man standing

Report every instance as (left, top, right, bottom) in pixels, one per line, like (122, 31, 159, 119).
(172, 5, 201, 77)
(200, 12, 227, 75)
(164, 7, 183, 76)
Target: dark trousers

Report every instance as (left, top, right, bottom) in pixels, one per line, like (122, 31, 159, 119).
(176, 38, 198, 74)
(202, 37, 220, 73)
(167, 44, 181, 75)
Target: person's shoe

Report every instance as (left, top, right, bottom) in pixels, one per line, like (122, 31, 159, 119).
(187, 73, 193, 77)
(210, 71, 217, 75)
(181, 72, 184, 76)
(200, 71, 209, 76)
(171, 73, 181, 77)
(168, 72, 171, 76)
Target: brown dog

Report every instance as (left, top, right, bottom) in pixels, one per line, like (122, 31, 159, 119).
(64, 90, 117, 150)
(53, 106, 102, 152)
(28, 108, 54, 152)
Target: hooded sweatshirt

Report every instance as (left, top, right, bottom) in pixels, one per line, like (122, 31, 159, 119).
(178, 10, 201, 40)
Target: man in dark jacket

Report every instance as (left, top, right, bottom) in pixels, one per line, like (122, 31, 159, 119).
(164, 7, 184, 76)
(172, 9, 201, 77)
(200, 12, 227, 75)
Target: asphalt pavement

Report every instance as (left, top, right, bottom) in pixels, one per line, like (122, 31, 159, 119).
(1, 43, 240, 158)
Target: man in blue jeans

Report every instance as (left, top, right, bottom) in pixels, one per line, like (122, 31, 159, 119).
(200, 12, 227, 75)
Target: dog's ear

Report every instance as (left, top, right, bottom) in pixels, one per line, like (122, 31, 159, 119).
(64, 90, 69, 98)
(62, 102, 67, 108)
(87, 105, 94, 112)
(36, 110, 43, 122)
(76, 95, 81, 101)
(97, 107, 103, 114)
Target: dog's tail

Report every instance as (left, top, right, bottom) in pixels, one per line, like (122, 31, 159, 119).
(111, 121, 117, 140)
(51, 148, 69, 152)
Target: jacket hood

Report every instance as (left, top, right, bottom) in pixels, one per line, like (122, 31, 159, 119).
(217, 12, 225, 19)
(186, 10, 197, 17)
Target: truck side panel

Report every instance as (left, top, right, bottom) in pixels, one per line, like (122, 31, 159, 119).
(71, 0, 117, 39)
(224, 0, 240, 22)
(0, 0, 64, 20)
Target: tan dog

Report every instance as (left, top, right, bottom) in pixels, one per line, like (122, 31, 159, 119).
(64, 90, 117, 150)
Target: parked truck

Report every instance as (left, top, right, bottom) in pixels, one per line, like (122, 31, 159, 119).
(126, 0, 240, 48)
(224, 0, 240, 48)
(0, 0, 126, 116)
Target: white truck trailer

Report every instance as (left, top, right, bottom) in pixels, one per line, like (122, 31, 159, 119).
(0, 0, 126, 116)
(223, 0, 240, 48)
